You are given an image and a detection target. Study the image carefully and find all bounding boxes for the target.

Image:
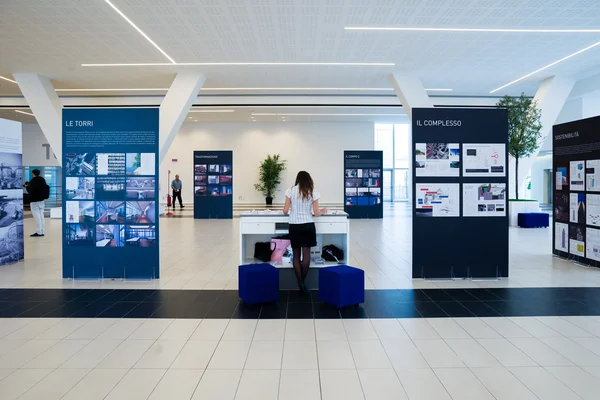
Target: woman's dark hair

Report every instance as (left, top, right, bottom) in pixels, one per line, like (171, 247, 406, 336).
(295, 171, 314, 200)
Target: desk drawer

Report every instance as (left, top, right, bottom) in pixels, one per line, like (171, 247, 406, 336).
(315, 222, 347, 234)
(241, 222, 275, 234)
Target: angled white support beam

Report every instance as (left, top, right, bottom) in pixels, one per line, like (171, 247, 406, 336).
(13, 74, 63, 165)
(159, 72, 206, 163)
(389, 72, 434, 120)
(514, 76, 575, 198)
(388, 72, 434, 204)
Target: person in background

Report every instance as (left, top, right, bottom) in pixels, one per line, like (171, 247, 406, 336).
(283, 171, 327, 294)
(27, 169, 48, 237)
(171, 174, 184, 208)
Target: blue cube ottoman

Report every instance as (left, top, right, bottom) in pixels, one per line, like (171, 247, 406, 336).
(238, 263, 279, 304)
(518, 212, 549, 228)
(319, 265, 364, 308)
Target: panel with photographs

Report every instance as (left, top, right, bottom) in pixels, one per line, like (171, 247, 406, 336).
(194, 162, 233, 197)
(64, 147, 157, 248)
(344, 169, 382, 207)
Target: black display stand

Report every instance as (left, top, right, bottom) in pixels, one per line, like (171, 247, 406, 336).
(193, 151, 233, 219)
(553, 115, 600, 267)
(344, 150, 383, 219)
(412, 108, 509, 279)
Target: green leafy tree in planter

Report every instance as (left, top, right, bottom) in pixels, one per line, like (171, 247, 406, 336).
(254, 154, 287, 205)
(496, 93, 542, 199)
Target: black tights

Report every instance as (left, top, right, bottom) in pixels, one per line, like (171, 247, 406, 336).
(292, 247, 311, 287)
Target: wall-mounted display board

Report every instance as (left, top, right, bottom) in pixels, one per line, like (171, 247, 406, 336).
(344, 150, 383, 219)
(553, 115, 600, 267)
(412, 108, 509, 279)
(193, 151, 233, 219)
(0, 118, 24, 266)
(62, 108, 159, 279)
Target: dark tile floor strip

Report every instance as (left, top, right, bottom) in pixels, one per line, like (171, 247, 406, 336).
(0, 288, 599, 319)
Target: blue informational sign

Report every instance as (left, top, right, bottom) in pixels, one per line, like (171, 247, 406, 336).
(62, 108, 160, 279)
(193, 151, 233, 219)
(344, 150, 383, 219)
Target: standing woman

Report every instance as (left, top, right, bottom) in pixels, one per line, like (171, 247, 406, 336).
(283, 171, 327, 293)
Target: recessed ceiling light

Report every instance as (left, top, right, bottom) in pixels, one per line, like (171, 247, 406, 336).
(189, 109, 235, 113)
(345, 27, 600, 33)
(15, 110, 34, 116)
(53, 86, 450, 92)
(81, 62, 395, 67)
(490, 39, 600, 93)
(55, 88, 169, 92)
(0, 75, 17, 84)
(194, 120, 198, 122)
(252, 113, 404, 117)
(103, 0, 175, 63)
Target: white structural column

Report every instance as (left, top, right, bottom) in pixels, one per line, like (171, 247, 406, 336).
(582, 92, 600, 119)
(389, 72, 434, 204)
(389, 72, 434, 120)
(159, 72, 206, 163)
(14, 73, 63, 164)
(513, 76, 575, 198)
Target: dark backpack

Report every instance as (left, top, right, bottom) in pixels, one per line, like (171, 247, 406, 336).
(42, 183, 50, 200)
(322, 245, 344, 263)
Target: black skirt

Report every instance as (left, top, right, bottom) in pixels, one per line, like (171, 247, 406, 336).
(289, 223, 317, 248)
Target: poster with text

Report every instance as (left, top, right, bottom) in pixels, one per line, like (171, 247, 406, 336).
(570, 160, 585, 191)
(570, 193, 585, 223)
(587, 194, 600, 227)
(462, 143, 506, 177)
(344, 150, 383, 218)
(586, 228, 600, 262)
(415, 184, 459, 217)
(463, 183, 507, 217)
(569, 225, 585, 257)
(193, 151, 233, 219)
(586, 160, 600, 192)
(555, 222, 569, 253)
(415, 143, 460, 177)
(0, 118, 24, 266)
(62, 108, 159, 279)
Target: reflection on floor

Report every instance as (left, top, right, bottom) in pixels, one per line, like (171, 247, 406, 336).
(1, 204, 598, 290)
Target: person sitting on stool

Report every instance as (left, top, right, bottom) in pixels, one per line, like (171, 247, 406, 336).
(171, 174, 184, 208)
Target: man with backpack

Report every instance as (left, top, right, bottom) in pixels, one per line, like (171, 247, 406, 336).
(27, 169, 50, 237)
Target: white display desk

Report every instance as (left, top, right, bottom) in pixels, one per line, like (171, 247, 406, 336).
(239, 210, 350, 267)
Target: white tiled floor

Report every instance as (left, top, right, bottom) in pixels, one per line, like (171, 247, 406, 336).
(1, 316, 600, 399)
(3, 206, 600, 290)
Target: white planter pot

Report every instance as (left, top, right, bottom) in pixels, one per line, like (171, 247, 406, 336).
(508, 201, 541, 227)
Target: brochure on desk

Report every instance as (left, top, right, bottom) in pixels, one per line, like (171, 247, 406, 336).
(412, 108, 509, 279)
(193, 151, 233, 219)
(553, 115, 600, 266)
(62, 108, 159, 279)
(344, 150, 383, 219)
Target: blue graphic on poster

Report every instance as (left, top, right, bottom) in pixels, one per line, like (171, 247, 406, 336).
(0, 118, 24, 266)
(193, 151, 233, 219)
(62, 108, 159, 279)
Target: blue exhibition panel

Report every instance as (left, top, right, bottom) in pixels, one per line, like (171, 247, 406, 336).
(193, 150, 233, 219)
(343, 150, 383, 219)
(62, 108, 160, 279)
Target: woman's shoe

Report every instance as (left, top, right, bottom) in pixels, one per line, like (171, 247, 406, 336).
(302, 283, 311, 296)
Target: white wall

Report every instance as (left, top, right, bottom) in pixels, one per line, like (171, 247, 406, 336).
(22, 123, 59, 167)
(161, 122, 374, 204)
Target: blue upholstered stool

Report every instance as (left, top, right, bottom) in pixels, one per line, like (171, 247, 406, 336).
(319, 265, 364, 308)
(238, 263, 279, 304)
(518, 212, 549, 228)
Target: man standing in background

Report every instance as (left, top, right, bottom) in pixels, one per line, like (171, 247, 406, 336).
(27, 169, 49, 237)
(171, 174, 184, 208)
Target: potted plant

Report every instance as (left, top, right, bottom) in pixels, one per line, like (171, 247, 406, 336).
(254, 154, 287, 205)
(497, 93, 543, 225)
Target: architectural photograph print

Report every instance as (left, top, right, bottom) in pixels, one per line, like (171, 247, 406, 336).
(555, 222, 569, 253)
(570, 160, 585, 191)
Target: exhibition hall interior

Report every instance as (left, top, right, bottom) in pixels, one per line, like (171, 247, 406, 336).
(2, 1, 600, 399)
